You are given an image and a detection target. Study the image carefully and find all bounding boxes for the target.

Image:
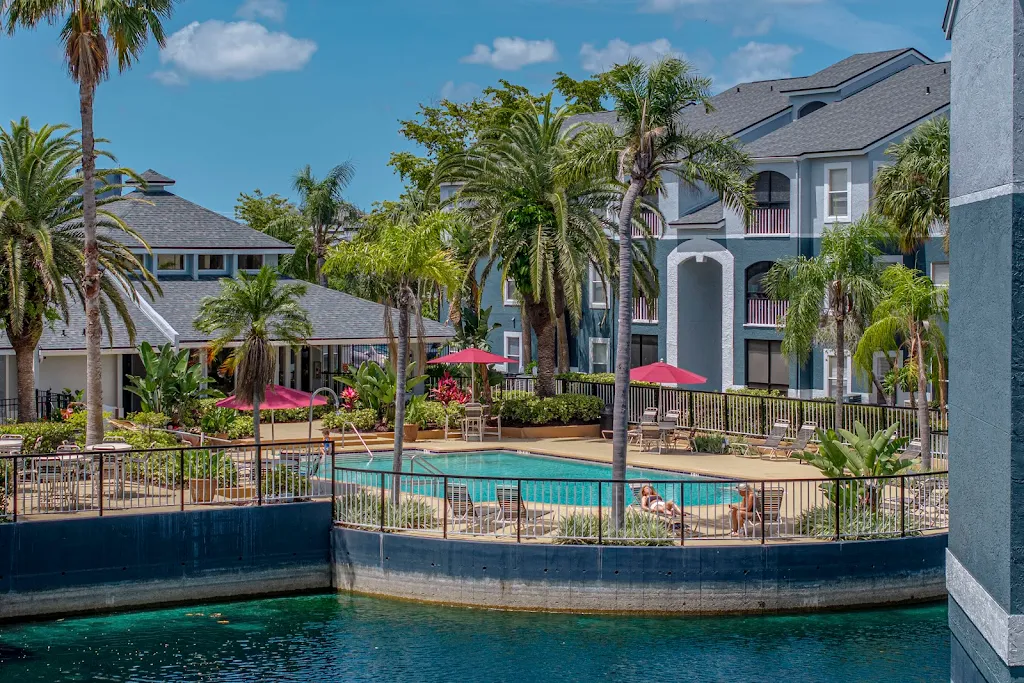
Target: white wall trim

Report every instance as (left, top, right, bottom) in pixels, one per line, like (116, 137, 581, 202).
(824, 161, 853, 223)
(951, 182, 1024, 207)
(503, 279, 518, 306)
(947, 550, 1024, 666)
(588, 264, 609, 309)
(503, 331, 523, 373)
(665, 239, 735, 390)
(589, 337, 611, 374)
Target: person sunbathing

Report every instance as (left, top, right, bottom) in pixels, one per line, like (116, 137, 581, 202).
(639, 485, 682, 517)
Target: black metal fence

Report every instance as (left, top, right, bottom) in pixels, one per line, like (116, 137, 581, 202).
(0, 390, 75, 424)
(332, 463, 949, 545)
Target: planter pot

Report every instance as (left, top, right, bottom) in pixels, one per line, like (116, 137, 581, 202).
(500, 424, 602, 439)
(189, 478, 218, 503)
(403, 423, 419, 442)
(217, 485, 257, 500)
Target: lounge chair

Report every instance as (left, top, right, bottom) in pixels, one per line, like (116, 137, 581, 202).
(902, 438, 923, 462)
(742, 486, 786, 538)
(761, 422, 816, 461)
(495, 485, 526, 523)
(628, 481, 688, 530)
(734, 420, 789, 458)
(446, 482, 477, 521)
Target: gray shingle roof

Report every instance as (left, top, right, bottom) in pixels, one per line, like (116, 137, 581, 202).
(778, 49, 916, 93)
(147, 279, 452, 345)
(127, 169, 176, 186)
(104, 190, 294, 250)
(745, 62, 950, 159)
(670, 201, 724, 226)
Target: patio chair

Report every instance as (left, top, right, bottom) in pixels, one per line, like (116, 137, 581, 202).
(734, 420, 789, 459)
(482, 405, 502, 441)
(761, 422, 816, 461)
(495, 485, 525, 522)
(637, 422, 664, 453)
(641, 407, 659, 422)
(55, 443, 81, 453)
(742, 486, 786, 538)
(462, 403, 484, 442)
(628, 481, 688, 530)
(902, 438, 923, 462)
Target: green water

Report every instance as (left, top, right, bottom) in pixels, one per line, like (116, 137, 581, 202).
(0, 595, 949, 682)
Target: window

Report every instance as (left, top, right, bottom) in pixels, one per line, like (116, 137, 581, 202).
(824, 163, 851, 222)
(503, 279, 518, 306)
(198, 254, 225, 271)
(746, 340, 789, 392)
(589, 265, 608, 309)
(157, 254, 185, 271)
(630, 335, 658, 369)
(753, 171, 790, 209)
(238, 254, 264, 270)
(798, 101, 827, 118)
(590, 338, 611, 374)
(931, 262, 949, 288)
(503, 332, 522, 374)
(824, 350, 851, 397)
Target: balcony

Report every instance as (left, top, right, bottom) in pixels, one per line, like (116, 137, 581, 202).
(632, 296, 659, 324)
(632, 208, 663, 239)
(746, 296, 788, 327)
(746, 207, 790, 236)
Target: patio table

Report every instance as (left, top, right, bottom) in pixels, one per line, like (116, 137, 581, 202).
(34, 454, 88, 510)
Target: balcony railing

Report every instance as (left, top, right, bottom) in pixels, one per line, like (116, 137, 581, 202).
(747, 296, 788, 326)
(632, 296, 659, 324)
(632, 208, 663, 239)
(746, 207, 790, 235)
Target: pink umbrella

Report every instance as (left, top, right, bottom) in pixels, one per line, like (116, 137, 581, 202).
(631, 362, 707, 417)
(428, 348, 515, 399)
(218, 385, 327, 442)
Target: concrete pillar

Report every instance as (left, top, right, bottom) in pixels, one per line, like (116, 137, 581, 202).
(944, 1, 1024, 680)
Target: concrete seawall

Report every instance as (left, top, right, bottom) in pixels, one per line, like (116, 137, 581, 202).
(0, 502, 333, 621)
(332, 527, 948, 614)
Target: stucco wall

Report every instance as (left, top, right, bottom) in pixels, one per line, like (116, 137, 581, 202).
(332, 528, 948, 614)
(36, 354, 120, 412)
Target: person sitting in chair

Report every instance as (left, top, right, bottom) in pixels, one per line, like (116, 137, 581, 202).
(730, 483, 756, 536)
(639, 485, 682, 517)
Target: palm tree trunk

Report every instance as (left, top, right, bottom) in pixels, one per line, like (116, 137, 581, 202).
(557, 315, 569, 375)
(527, 301, 556, 397)
(520, 303, 533, 375)
(314, 230, 327, 288)
(12, 330, 40, 423)
(612, 178, 643, 528)
(835, 318, 846, 432)
(81, 77, 103, 446)
(392, 287, 410, 502)
(916, 334, 932, 470)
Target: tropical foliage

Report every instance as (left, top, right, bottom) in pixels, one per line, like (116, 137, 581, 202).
(336, 360, 428, 427)
(125, 342, 220, 426)
(293, 163, 357, 286)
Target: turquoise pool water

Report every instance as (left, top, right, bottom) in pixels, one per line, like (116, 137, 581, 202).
(340, 450, 737, 506)
(0, 595, 950, 682)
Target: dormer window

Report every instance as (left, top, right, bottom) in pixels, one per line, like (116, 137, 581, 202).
(238, 254, 264, 271)
(157, 254, 186, 272)
(798, 101, 827, 118)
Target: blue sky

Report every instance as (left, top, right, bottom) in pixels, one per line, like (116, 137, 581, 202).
(0, 0, 950, 216)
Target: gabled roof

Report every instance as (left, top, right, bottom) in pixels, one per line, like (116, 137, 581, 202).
(670, 201, 724, 227)
(126, 169, 176, 186)
(104, 190, 294, 251)
(745, 62, 950, 159)
(147, 279, 452, 345)
(778, 49, 925, 93)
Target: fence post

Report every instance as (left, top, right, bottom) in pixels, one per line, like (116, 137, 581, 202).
(687, 390, 694, 428)
(597, 481, 603, 546)
(256, 443, 263, 507)
(900, 475, 906, 538)
(443, 475, 448, 540)
(12, 455, 18, 522)
(380, 471, 386, 533)
(679, 481, 685, 547)
(724, 394, 732, 434)
(98, 453, 104, 517)
(759, 397, 767, 436)
(330, 440, 337, 515)
(516, 478, 522, 544)
(797, 400, 804, 436)
(760, 481, 766, 545)
(834, 479, 841, 542)
(179, 449, 185, 511)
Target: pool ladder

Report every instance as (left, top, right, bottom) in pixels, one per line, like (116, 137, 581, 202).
(408, 453, 443, 476)
(339, 423, 375, 462)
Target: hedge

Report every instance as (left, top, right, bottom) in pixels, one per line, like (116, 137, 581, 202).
(323, 408, 378, 432)
(494, 392, 604, 427)
(1, 422, 80, 453)
(556, 372, 659, 387)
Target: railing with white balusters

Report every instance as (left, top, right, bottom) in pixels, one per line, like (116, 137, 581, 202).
(632, 297, 659, 323)
(746, 207, 790, 235)
(632, 209, 663, 239)
(746, 297, 789, 326)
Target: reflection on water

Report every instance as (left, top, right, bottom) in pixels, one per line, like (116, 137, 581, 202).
(0, 594, 950, 682)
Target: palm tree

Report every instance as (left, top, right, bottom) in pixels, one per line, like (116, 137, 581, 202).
(874, 117, 950, 254)
(764, 216, 891, 430)
(3, 0, 176, 445)
(854, 264, 947, 469)
(564, 57, 754, 523)
(293, 163, 356, 287)
(0, 117, 157, 421)
(438, 95, 639, 397)
(194, 267, 312, 448)
(325, 211, 460, 485)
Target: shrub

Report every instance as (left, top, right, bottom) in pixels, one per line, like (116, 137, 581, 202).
(262, 464, 309, 499)
(104, 429, 180, 450)
(322, 408, 378, 432)
(227, 416, 255, 440)
(128, 412, 170, 429)
(409, 400, 465, 430)
(556, 372, 659, 387)
(493, 392, 604, 427)
(200, 407, 237, 435)
(2, 422, 80, 453)
(334, 490, 438, 529)
(134, 448, 239, 488)
(554, 510, 675, 546)
(693, 433, 727, 454)
(797, 504, 914, 540)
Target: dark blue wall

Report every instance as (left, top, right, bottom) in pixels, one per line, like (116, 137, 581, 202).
(0, 502, 332, 595)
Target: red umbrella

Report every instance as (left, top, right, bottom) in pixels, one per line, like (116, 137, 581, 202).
(630, 362, 707, 385)
(428, 348, 515, 399)
(218, 385, 328, 442)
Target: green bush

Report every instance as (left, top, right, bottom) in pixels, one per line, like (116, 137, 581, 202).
(199, 406, 237, 435)
(556, 372, 659, 387)
(693, 433, 727, 454)
(127, 412, 170, 429)
(262, 464, 309, 499)
(408, 400, 464, 430)
(334, 491, 438, 529)
(322, 408, 378, 432)
(797, 504, 914, 540)
(265, 405, 333, 423)
(227, 416, 255, 440)
(104, 428, 180, 450)
(2, 422, 80, 453)
(493, 392, 604, 427)
(554, 510, 675, 546)
(134, 448, 239, 488)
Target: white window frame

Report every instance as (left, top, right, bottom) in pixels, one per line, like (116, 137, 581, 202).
(588, 264, 608, 310)
(878, 254, 903, 271)
(237, 254, 265, 272)
(931, 261, 949, 288)
(156, 253, 187, 273)
(823, 349, 852, 398)
(197, 253, 227, 272)
(870, 161, 889, 204)
(824, 162, 852, 223)
(503, 279, 518, 306)
(503, 331, 523, 374)
(590, 337, 611, 374)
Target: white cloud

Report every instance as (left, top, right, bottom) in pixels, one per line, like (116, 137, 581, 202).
(461, 37, 558, 70)
(717, 41, 802, 89)
(941, 51, 951, 62)
(236, 0, 287, 22)
(157, 20, 317, 82)
(579, 38, 681, 73)
(151, 70, 187, 86)
(440, 81, 480, 101)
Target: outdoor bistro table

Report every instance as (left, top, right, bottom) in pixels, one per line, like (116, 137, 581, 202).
(33, 454, 88, 510)
(85, 443, 133, 498)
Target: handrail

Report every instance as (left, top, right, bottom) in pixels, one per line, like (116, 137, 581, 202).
(408, 452, 443, 476)
(339, 423, 375, 462)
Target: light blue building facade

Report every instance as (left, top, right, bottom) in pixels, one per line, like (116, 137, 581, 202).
(475, 48, 951, 404)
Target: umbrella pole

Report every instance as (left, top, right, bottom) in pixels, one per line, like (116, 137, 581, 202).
(471, 363, 476, 401)
(272, 410, 276, 443)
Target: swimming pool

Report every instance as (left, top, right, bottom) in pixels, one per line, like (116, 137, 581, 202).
(0, 594, 951, 682)
(339, 450, 738, 507)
